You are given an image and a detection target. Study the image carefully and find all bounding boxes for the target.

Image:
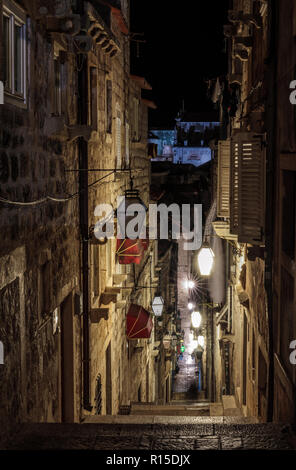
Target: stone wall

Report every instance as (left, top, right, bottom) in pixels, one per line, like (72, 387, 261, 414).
(0, 1, 81, 430)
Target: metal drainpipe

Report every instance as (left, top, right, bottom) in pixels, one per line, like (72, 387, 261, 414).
(76, 0, 92, 411)
(265, 0, 277, 423)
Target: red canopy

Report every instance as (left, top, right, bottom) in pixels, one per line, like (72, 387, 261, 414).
(126, 304, 153, 339)
(116, 238, 144, 264)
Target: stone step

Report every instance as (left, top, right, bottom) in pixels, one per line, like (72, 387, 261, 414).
(83, 415, 257, 424)
(222, 395, 242, 417)
(1, 421, 294, 450)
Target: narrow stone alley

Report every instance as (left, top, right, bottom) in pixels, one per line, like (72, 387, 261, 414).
(1, 0, 296, 456)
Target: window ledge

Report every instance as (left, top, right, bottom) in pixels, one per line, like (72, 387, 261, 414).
(4, 91, 27, 109)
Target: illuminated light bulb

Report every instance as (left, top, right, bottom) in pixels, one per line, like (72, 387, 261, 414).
(191, 311, 201, 329)
(188, 302, 194, 310)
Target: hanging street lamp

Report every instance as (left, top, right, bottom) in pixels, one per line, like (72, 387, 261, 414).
(152, 295, 165, 317)
(117, 189, 148, 238)
(197, 244, 215, 276)
(191, 311, 202, 329)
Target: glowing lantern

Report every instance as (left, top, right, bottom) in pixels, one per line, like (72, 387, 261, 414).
(197, 246, 215, 276)
(152, 295, 164, 317)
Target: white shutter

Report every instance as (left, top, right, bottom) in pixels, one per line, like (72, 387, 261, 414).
(231, 133, 265, 244)
(217, 140, 231, 217)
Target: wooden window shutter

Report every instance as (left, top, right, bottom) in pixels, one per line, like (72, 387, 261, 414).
(231, 132, 266, 244)
(217, 140, 231, 218)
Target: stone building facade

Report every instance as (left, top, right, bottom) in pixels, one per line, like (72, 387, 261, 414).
(211, 0, 271, 421)
(211, 0, 296, 424)
(270, 0, 296, 423)
(0, 0, 166, 433)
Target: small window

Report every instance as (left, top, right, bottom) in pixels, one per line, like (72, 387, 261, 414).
(116, 108, 121, 168)
(133, 97, 139, 141)
(106, 80, 112, 133)
(125, 122, 130, 165)
(53, 57, 62, 116)
(3, 1, 27, 105)
(90, 67, 98, 129)
(106, 239, 112, 281)
(92, 245, 100, 297)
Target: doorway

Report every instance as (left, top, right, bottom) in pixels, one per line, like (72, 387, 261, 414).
(60, 293, 75, 422)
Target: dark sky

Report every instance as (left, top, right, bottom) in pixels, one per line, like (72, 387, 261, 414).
(130, 0, 229, 127)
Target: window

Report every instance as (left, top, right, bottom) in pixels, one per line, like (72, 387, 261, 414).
(90, 67, 98, 129)
(125, 122, 130, 165)
(106, 240, 112, 281)
(116, 107, 121, 168)
(92, 245, 100, 297)
(3, 1, 27, 104)
(106, 79, 112, 133)
(53, 57, 62, 116)
(133, 97, 139, 141)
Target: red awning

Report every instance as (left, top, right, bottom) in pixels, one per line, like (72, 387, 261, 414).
(126, 304, 153, 339)
(141, 238, 149, 251)
(116, 238, 144, 264)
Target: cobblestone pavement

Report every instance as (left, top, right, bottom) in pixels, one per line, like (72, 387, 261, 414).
(2, 420, 296, 450)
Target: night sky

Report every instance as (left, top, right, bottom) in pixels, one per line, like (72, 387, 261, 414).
(130, 0, 229, 127)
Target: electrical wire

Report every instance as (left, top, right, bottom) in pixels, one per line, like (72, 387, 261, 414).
(0, 171, 115, 207)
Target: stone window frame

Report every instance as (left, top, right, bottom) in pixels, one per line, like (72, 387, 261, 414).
(2, 0, 27, 108)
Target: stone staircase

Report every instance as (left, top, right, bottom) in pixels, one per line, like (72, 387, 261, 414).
(1, 420, 295, 450)
(1, 396, 295, 450)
